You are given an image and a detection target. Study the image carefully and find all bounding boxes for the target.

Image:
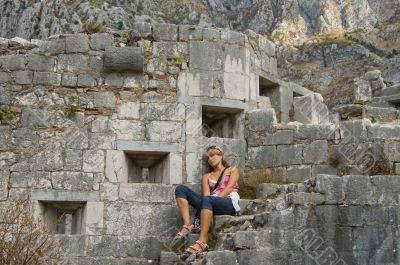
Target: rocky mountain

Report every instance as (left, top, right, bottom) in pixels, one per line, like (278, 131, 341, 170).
(1, 0, 399, 108)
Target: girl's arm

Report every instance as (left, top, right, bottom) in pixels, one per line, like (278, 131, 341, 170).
(202, 173, 211, 196)
(215, 166, 240, 198)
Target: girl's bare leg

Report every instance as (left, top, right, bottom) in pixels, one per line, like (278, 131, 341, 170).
(198, 208, 213, 243)
(176, 198, 191, 225)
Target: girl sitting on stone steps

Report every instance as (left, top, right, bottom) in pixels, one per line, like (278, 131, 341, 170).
(174, 145, 240, 254)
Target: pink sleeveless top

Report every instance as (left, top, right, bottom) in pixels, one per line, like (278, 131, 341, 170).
(208, 173, 239, 195)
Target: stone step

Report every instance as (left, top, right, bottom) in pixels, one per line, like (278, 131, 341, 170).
(362, 106, 399, 123)
(214, 214, 255, 230)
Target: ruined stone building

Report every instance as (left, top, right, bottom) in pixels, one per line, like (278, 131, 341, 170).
(0, 23, 399, 264)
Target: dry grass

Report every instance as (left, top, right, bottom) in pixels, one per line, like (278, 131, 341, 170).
(0, 195, 71, 265)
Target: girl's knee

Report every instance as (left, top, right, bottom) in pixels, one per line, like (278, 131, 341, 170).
(175, 185, 188, 197)
(201, 196, 213, 211)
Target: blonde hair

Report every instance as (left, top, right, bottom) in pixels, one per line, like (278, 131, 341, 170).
(203, 146, 229, 172)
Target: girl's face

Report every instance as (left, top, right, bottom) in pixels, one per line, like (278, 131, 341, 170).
(207, 149, 222, 167)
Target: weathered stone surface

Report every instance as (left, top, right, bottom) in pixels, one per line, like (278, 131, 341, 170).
(31, 148, 63, 171)
(83, 150, 104, 173)
(315, 174, 344, 203)
(179, 25, 203, 41)
(0, 152, 16, 169)
(342, 175, 374, 205)
(296, 124, 337, 140)
(26, 54, 54, 72)
(247, 109, 276, 131)
(2, 55, 27, 70)
(0, 171, 9, 200)
(293, 93, 329, 124)
(160, 251, 179, 265)
(131, 22, 152, 39)
(119, 184, 174, 203)
(153, 23, 178, 41)
(104, 73, 123, 87)
(368, 124, 400, 140)
(256, 183, 280, 198)
(276, 145, 302, 166)
(90, 33, 114, 50)
(57, 54, 88, 73)
(62, 73, 77, 87)
(64, 149, 83, 171)
(10, 171, 51, 188)
(265, 130, 294, 145)
(247, 146, 276, 168)
(234, 231, 257, 249)
(104, 202, 180, 236)
(89, 133, 115, 150)
(340, 120, 369, 142)
(383, 141, 400, 161)
(14, 71, 33, 85)
(109, 120, 145, 140)
(148, 121, 182, 142)
(100, 182, 119, 201)
(190, 41, 223, 71)
(65, 34, 90, 53)
(93, 92, 116, 108)
(205, 250, 239, 265)
(303, 140, 328, 164)
(33, 72, 61, 86)
(363, 106, 397, 123)
(0, 72, 11, 83)
(104, 47, 144, 73)
(354, 80, 371, 104)
(12, 128, 39, 148)
(51, 171, 94, 190)
(221, 29, 245, 46)
(286, 165, 311, 182)
(123, 74, 148, 88)
(77, 74, 95, 87)
(141, 103, 185, 121)
(153, 41, 188, 58)
(117, 102, 140, 119)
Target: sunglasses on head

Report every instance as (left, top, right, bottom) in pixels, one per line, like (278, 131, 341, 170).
(207, 145, 223, 152)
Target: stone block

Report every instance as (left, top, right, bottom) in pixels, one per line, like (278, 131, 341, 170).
(276, 144, 302, 166)
(12, 128, 39, 148)
(364, 70, 381, 81)
(289, 192, 326, 205)
(383, 141, 400, 161)
(117, 102, 140, 119)
(148, 121, 182, 142)
(122, 74, 148, 88)
(33, 72, 61, 86)
(153, 23, 178, 41)
(203, 28, 220, 41)
(368, 124, 400, 140)
(91, 116, 109, 133)
(104, 47, 143, 73)
(364, 106, 397, 123)
(286, 165, 311, 182)
(119, 184, 174, 203)
(247, 146, 276, 168)
(340, 120, 369, 142)
(0, 171, 9, 201)
(109, 120, 145, 140)
(312, 165, 338, 178)
(89, 133, 115, 149)
(86, 236, 114, 257)
(189, 41, 223, 71)
(20, 108, 49, 128)
(83, 150, 104, 173)
(100, 182, 119, 201)
(315, 174, 344, 204)
(141, 103, 185, 121)
(296, 124, 337, 140)
(265, 130, 294, 145)
(10, 171, 52, 188)
(65, 149, 83, 171)
(55, 235, 86, 257)
(2, 55, 27, 70)
(303, 140, 328, 164)
(256, 183, 280, 198)
(395, 163, 400, 174)
(153, 41, 188, 59)
(131, 22, 153, 39)
(104, 73, 124, 87)
(85, 202, 104, 235)
(160, 251, 179, 265)
(39, 37, 66, 55)
(57, 54, 89, 73)
(31, 147, 63, 171)
(14, 71, 33, 85)
(51, 171, 94, 190)
(353, 80, 371, 104)
(62, 73, 77, 87)
(0, 72, 11, 83)
(206, 250, 239, 265)
(233, 231, 257, 249)
(179, 25, 203, 41)
(77, 74, 95, 87)
(246, 109, 276, 131)
(258, 34, 276, 57)
(342, 175, 374, 205)
(93, 91, 116, 108)
(65, 34, 89, 53)
(221, 30, 245, 46)
(26, 54, 54, 72)
(293, 93, 330, 125)
(370, 175, 400, 205)
(88, 56, 104, 77)
(90, 33, 114, 50)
